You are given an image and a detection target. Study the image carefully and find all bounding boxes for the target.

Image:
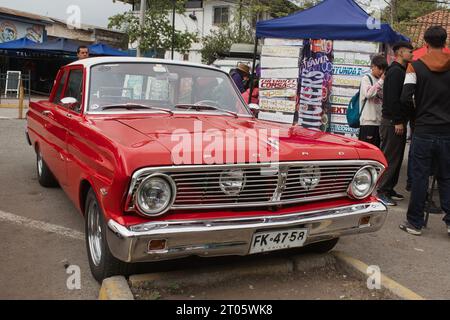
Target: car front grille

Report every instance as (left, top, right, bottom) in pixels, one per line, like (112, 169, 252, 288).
(126, 161, 384, 211)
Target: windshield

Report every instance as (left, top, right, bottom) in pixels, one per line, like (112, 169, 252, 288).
(87, 62, 250, 115)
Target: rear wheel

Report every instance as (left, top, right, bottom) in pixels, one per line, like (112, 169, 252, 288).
(304, 238, 339, 254)
(36, 147, 58, 187)
(85, 189, 133, 282)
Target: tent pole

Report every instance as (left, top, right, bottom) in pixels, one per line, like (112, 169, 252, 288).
(248, 37, 258, 105)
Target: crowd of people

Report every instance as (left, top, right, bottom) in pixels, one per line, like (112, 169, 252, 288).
(356, 26, 449, 237)
(230, 26, 449, 238)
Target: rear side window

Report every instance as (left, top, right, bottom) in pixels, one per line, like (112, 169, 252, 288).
(66, 70, 83, 101)
(54, 71, 68, 103)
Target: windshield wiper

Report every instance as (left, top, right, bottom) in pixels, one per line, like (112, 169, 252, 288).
(174, 104, 238, 118)
(101, 103, 173, 115)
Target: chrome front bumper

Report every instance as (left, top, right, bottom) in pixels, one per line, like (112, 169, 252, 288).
(106, 201, 387, 263)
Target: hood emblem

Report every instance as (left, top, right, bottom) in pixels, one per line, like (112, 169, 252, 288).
(299, 166, 321, 191)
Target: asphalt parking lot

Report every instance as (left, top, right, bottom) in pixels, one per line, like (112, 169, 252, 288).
(0, 114, 448, 299)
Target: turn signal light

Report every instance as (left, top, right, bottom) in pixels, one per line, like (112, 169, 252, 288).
(359, 216, 371, 227)
(148, 239, 167, 251)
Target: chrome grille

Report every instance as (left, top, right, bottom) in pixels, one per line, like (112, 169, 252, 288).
(171, 168, 279, 205)
(126, 161, 385, 211)
(281, 165, 361, 201)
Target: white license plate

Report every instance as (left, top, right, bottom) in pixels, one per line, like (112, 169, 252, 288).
(249, 228, 308, 254)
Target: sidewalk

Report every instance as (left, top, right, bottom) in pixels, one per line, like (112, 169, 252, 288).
(0, 107, 28, 119)
(0, 95, 48, 111)
(337, 145, 450, 299)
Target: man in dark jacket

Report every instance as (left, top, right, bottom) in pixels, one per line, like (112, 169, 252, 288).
(399, 26, 450, 236)
(230, 63, 250, 93)
(376, 41, 414, 206)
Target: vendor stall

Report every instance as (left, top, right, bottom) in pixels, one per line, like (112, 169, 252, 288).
(253, 0, 409, 137)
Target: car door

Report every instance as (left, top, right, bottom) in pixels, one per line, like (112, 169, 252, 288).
(52, 66, 85, 188)
(59, 66, 87, 201)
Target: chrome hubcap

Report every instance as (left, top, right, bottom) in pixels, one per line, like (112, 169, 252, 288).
(87, 201, 103, 267)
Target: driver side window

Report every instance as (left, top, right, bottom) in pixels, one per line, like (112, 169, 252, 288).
(59, 69, 83, 113)
(54, 71, 68, 103)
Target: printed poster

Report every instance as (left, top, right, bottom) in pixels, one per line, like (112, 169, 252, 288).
(296, 39, 334, 132)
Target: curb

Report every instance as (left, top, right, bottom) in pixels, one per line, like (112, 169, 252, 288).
(99, 276, 134, 300)
(333, 251, 425, 300)
(97, 252, 424, 300)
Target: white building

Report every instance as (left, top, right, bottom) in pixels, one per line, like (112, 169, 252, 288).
(118, 0, 271, 63)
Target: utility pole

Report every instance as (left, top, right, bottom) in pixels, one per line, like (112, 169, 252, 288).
(137, 0, 146, 57)
(171, 0, 176, 59)
(390, 0, 397, 26)
(238, 0, 242, 38)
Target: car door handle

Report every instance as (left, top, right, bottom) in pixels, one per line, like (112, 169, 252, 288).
(66, 113, 72, 118)
(41, 110, 53, 117)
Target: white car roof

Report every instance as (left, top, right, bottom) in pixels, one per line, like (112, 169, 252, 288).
(68, 56, 222, 72)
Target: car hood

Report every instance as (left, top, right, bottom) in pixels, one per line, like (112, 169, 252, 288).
(103, 114, 385, 165)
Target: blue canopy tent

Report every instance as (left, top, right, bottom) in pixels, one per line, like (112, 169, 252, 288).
(88, 43, 130, 56)
(256, 0, 409, 43)
(248, 0, 409, 104)
(31, 38, 80, 54)
(0, 37, 38, 50)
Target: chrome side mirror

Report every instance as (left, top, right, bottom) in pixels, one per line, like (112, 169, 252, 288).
(60, 97, 79, 110)
(248, 103, 260, 118)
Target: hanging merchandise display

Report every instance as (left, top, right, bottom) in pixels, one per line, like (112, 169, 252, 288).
(296, 39, 334, 132)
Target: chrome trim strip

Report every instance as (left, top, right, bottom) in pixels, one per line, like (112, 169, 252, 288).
(171, 193, 348, 209)
(125, 160, 385, 212)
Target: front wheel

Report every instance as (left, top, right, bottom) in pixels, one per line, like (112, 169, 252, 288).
(85, 189, 133, 282)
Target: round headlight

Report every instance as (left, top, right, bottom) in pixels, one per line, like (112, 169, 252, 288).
(299, 166, 321, 191)
(348, 167, 376, 199)
(135, 174, 175, 216)
(219, 169, 246, 196)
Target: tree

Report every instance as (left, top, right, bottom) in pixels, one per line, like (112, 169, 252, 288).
(381, 0, 442, 33)
(108, 0, 197, 56)
(200, 0, 300, 64)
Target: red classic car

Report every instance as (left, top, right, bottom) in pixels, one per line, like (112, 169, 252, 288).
(26, 57, 387, 282)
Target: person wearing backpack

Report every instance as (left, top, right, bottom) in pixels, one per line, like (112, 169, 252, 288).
(358, 55, 388, 148)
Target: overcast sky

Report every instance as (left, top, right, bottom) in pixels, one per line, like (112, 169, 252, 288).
(0, 0, 131, 28)
(0, 0, 388, 29)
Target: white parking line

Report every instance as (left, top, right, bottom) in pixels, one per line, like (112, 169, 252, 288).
(0, 209, 84, 241)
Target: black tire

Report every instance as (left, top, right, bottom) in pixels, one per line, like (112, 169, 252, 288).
(85, 189, 133, 282)
(36, 147, 58, 188)
(304, 238, 339, 254)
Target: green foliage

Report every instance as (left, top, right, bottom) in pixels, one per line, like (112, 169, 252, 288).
(200, 26, 254, 65)
(381, 0, 443, 38)
(108, 0, 197, 55)
(200, 0, 299, 64)
(381, 0, 441, 24)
